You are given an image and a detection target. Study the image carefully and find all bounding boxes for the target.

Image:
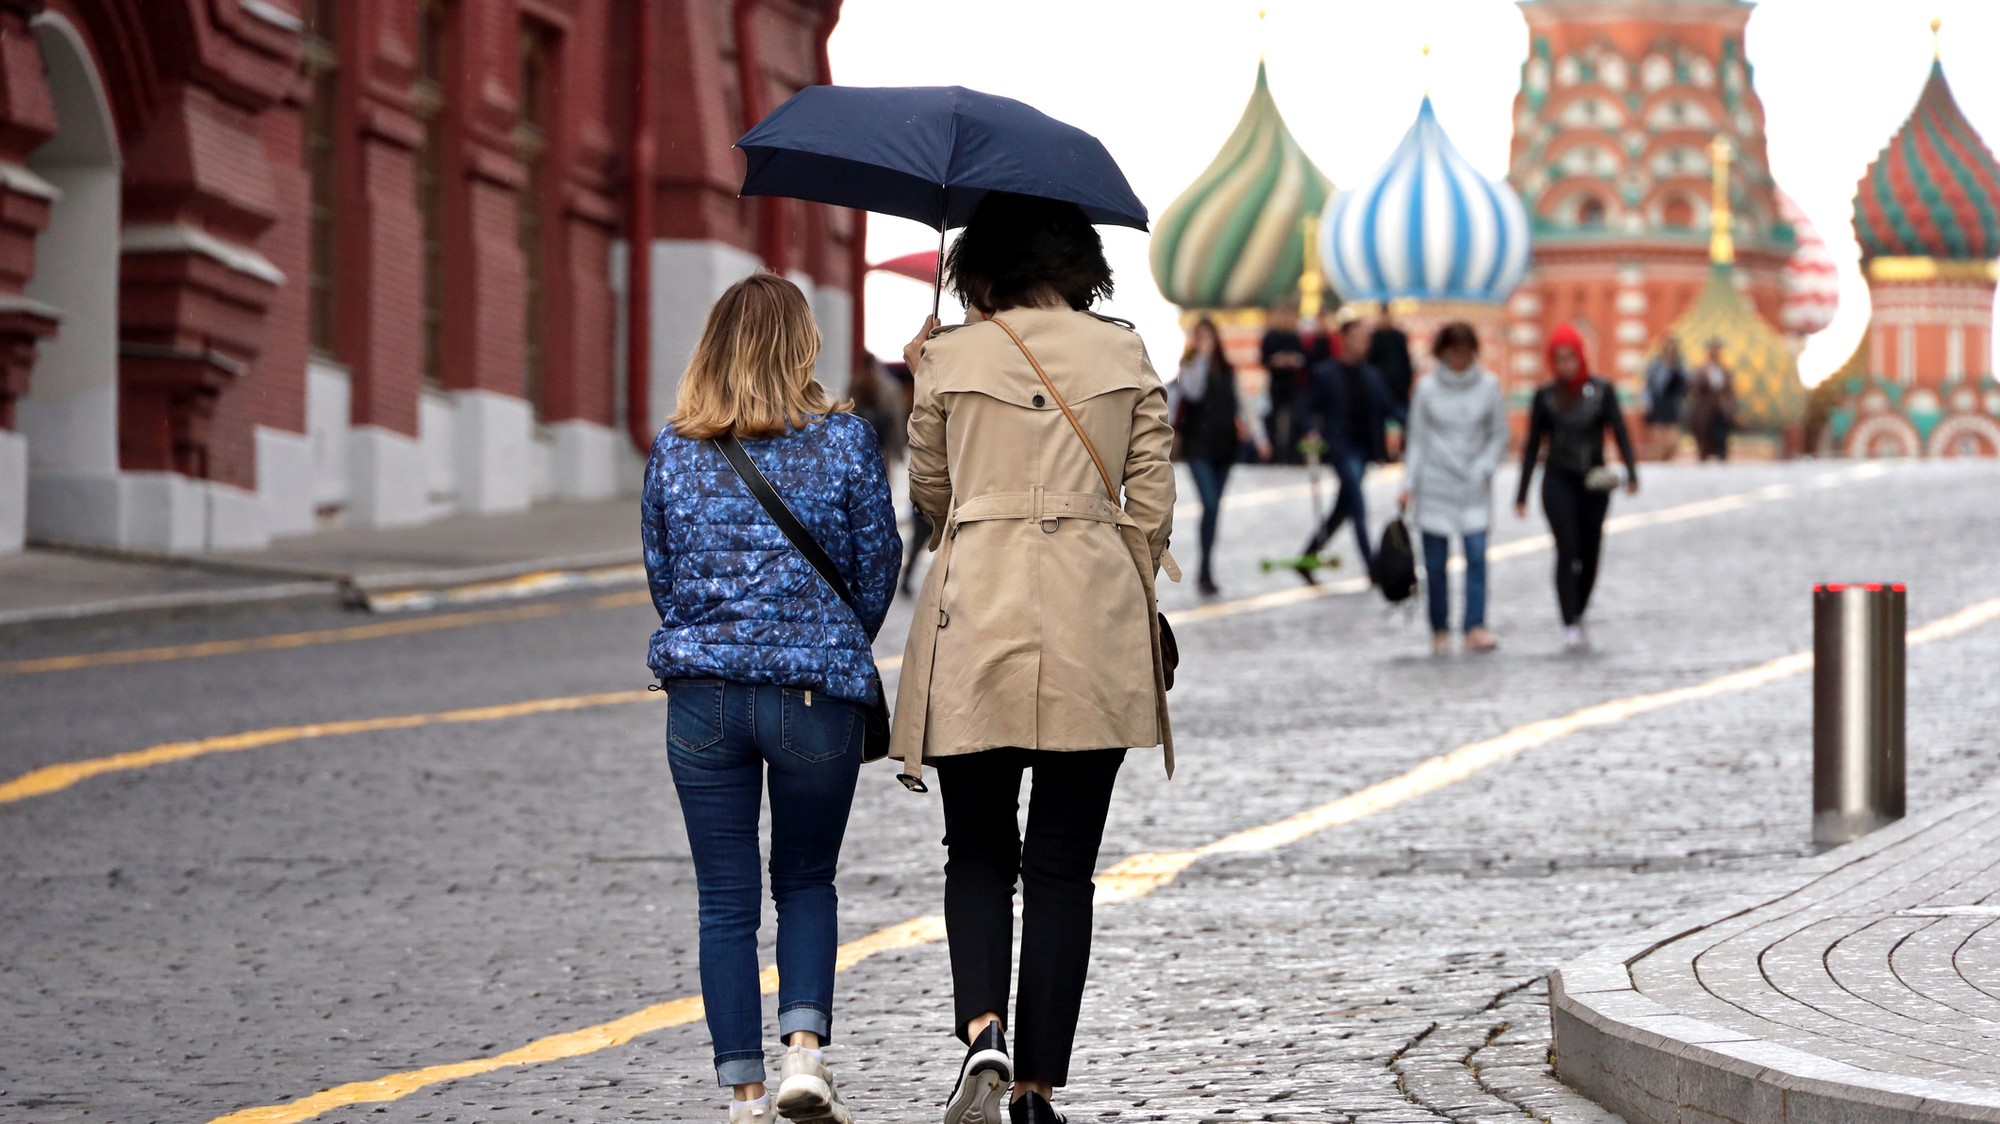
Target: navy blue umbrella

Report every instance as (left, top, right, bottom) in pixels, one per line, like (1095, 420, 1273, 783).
(737, 85, 1148, 314)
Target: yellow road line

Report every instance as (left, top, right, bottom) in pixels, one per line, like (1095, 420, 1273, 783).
(211, 588, 2000, 1124)
(0, 657, 907, 807)
(0, 690, 656, 805)
(0, 590, 656, 676)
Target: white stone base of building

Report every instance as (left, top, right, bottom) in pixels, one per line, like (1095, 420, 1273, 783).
(450, 388, 534, 516)
(0, 429, 25, 554)
(541, 418, 625, 502)
(25, 467, 268, 553)
(255, 425, 315, 540)
(346, 425, 428, 529)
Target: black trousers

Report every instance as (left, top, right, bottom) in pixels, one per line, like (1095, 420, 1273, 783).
(1541, 468, 1610, 626)
(935, 747, 1126, 1087)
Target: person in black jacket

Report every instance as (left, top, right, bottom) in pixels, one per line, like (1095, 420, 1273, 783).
(1260, 300, 1310, 465)
(1515, 323, 1639, 651)
(1367, 308, 1416, 413)
(1174, 318, 1268, 596)
(1297, 311, 1406, 577)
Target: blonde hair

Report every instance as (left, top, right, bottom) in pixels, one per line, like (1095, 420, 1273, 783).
(669, 272, 846, 440)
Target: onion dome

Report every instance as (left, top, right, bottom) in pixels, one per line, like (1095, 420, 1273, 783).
(1776, 190, 1838, 337)
(1150, 62, 1333, 310)
(1851, 57, 2000, 262)
(1666, 270, 1805, 432)
(1665, 137, 1805, 433)
(1318, 97, 1531, 304)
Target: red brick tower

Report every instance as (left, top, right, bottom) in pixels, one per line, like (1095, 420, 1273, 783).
(1503, 0, 1792, 417)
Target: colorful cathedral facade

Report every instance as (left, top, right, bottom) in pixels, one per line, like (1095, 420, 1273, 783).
(1150, 2, 1998, 460)
(1501, 0, 1818, 448)
(1813, 43, 2000, 459)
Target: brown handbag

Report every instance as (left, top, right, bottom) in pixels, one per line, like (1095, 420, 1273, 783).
(987, 316, 1178, 691)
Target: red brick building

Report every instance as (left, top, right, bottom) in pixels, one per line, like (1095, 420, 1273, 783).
(0, 0, 859, 554)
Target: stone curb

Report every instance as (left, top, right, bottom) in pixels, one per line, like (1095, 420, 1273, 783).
(0, 547, 645, 640)
(0, 581, 349, 641)
(1549, 792, 2000, 1124)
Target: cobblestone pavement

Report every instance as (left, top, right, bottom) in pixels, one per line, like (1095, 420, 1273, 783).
(3, 460, 1998, 1123)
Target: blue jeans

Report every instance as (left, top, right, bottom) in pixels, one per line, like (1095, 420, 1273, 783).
(665, 679, 864, 1086)
(1187, 458, 1232, 581)
(1421, 530, 1489, 634)
(1305, 446, 1373, 571)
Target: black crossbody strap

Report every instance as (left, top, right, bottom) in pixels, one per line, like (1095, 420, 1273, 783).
(713, 435, 860, 615)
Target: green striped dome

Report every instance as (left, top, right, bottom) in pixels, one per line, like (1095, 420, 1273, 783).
(1150, 63, 1334, 310)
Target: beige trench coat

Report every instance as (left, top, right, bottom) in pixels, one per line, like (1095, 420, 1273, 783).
(891, 305, 1178, 783)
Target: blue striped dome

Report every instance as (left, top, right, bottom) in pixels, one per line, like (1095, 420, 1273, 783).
(1319, 98, 1531, 304)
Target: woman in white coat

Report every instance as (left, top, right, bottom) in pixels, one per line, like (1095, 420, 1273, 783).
(1399, 322, 1509, 656)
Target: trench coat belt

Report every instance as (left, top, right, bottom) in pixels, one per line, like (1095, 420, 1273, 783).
(949, 488, 1133, 534)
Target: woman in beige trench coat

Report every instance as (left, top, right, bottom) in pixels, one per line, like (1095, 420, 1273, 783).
(892, 192, 1175, 1124)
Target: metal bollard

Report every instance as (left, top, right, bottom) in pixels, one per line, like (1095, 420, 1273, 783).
(1812, 583, 1906, 848)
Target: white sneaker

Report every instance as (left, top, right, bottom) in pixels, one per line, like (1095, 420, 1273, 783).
(730, 1095, 776, 1123)
(1562, 624, 1587, 651)
(775, 1045, 852, 1124)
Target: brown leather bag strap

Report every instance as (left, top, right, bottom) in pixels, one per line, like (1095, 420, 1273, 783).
(987, 315, 1120, 502)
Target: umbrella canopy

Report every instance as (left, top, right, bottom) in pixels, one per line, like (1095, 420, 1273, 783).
(737, 85, 1148, 232)
(871, 250, 941, 283)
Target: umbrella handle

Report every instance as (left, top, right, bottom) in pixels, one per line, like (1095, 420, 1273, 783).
(930, 220, 946, 321)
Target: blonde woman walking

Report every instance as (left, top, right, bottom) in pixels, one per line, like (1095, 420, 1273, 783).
(642, 272, 901, 1123)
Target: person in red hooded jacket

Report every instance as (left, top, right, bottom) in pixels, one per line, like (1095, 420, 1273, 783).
(1514, 324, 1639, 651)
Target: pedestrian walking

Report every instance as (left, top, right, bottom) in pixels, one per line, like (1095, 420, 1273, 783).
(1399, 322, 1508, 656)
(1514, 323, 1639, 652)
(896, 191, 1176, 1124)
(1367, 306, 1416, 413)
(641, 272, 901, 1124)
(1642, 337, 1690, 461)
(1687, 338, 1737, 462)
(1297, 309, 1406, 578)
(1260, 299, 1311, 464)
(1172, 317, 1270, 596)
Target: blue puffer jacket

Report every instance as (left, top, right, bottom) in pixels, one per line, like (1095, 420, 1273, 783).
(641, 412, 901, 703)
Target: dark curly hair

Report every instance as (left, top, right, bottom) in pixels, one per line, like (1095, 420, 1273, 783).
(947, 191, 1114, 312)
(1432, 321, 1480, 356)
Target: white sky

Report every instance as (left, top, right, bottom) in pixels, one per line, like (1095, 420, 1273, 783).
(829, 0, 2000, 387)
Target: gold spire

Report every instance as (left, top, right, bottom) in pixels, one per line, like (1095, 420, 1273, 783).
(1299, 213, 1323, 319)
(1422, 42, 1433, 97)
(1709, 134, 1734, 267)
(1931, 16, 1942, 60)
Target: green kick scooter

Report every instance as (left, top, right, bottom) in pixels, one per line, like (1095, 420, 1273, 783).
(1258, 436, 1341, 583)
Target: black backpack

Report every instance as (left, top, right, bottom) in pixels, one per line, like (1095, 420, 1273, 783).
(1371, 517, 1419, 604)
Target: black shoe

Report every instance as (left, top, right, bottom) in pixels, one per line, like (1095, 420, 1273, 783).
(944, 1023, 1013, 1124)
(1008, 1091, 1067, 1123)
(1197, 573, 1219, 597)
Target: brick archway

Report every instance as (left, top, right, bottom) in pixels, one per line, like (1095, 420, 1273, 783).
(1927, 414, 2000, 458)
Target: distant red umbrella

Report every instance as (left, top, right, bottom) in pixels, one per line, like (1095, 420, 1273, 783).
(871, 250, 940, 284)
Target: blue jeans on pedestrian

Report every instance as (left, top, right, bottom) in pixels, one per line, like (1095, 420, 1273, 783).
(665, 679, 864, 1087)
(1421, 530, 1489, 635)
(1188, 457, 1232, 582)
(1305, 445, 1373, 571)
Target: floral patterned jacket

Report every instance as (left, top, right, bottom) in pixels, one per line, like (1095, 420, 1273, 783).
(641, 412, 901, 703)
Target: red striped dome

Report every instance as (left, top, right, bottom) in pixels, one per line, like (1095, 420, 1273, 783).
(1852, 60, 2000, 262)
(1778, 191, 1838, 337)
